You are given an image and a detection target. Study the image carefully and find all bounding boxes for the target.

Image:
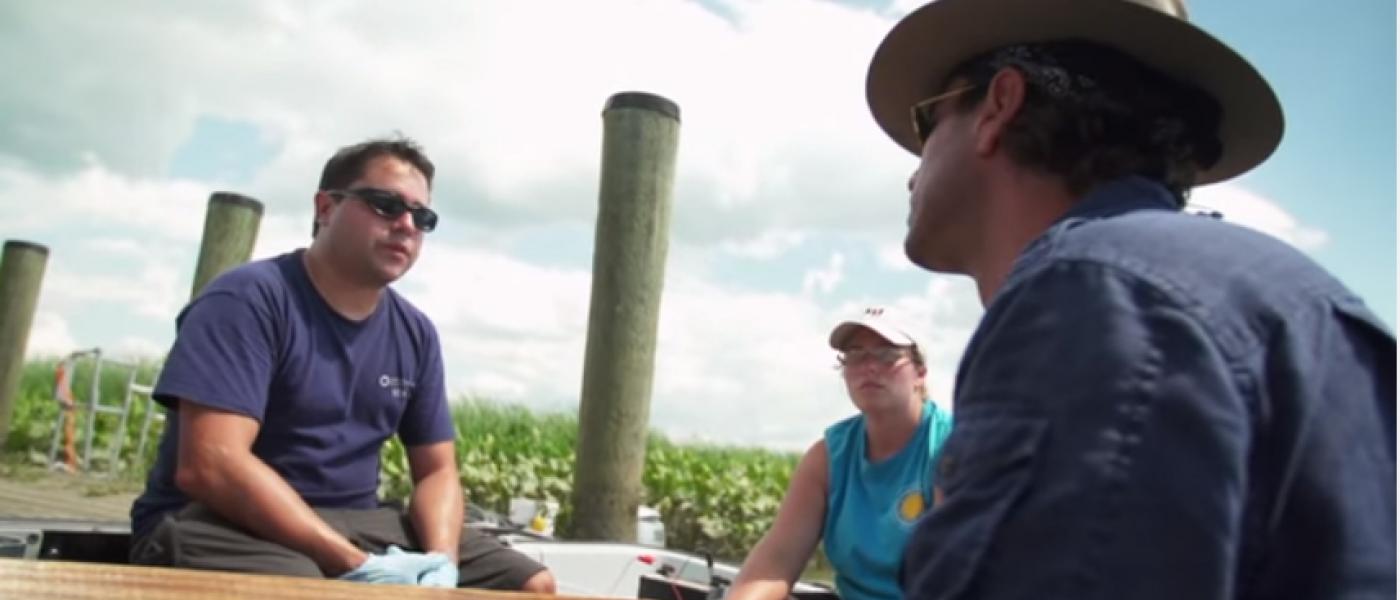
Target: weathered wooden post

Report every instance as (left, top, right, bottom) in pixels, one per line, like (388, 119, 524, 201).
(0, 241, 49, 446)
(191, 192, 263, 299)
(570, 92, 681, 541)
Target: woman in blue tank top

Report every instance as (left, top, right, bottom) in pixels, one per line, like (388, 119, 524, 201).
(729, 308, 954, 600)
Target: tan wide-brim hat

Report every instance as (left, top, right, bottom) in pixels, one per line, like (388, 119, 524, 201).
(866, 0, 1284, 185)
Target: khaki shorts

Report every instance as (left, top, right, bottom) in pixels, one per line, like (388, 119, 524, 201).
(130, 503, 546, 590)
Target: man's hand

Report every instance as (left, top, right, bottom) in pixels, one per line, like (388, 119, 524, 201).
(339, 546, 451, 585)
(418, 555, 460, 588)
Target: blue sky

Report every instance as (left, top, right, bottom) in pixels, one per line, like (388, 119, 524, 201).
(1190, 0, 1396, 327)
(0, 0, 1393, 449)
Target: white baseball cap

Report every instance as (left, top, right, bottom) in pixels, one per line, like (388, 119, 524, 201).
(828, 307, 918, 349)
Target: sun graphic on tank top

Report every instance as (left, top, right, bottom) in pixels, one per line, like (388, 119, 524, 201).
(897, 489, 925, 524)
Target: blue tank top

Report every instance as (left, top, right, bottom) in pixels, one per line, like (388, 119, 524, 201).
(823, 401, 953, 600)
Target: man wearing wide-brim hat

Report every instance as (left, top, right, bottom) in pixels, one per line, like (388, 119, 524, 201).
(865, 0, 1396, 598)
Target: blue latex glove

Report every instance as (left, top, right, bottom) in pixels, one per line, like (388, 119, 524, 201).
(339, 545, 451, 585)
(417, 554, 460, 588)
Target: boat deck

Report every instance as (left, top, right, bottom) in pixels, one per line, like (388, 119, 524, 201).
(0, 469, 137, 521)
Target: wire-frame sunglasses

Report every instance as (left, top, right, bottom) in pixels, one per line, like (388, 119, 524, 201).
(909, 84, 981, 145)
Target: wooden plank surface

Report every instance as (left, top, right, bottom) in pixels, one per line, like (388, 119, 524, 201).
(0, 473, 137, 520)
(0, 559, 610, 600)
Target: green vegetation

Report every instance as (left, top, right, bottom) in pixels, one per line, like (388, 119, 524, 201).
(378, 400, 800, 561)
(3, 356, 163, 473)
(5, 357, 829, 573)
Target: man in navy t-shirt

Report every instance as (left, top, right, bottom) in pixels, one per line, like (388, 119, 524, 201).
(129, 137, 555, 592)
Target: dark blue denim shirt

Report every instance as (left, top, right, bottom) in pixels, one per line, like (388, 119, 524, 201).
(901, 177, 1396, 600)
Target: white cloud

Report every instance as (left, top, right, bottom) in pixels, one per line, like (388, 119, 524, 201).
(394, 244, 594, 408)
(1190, 183, 1330, 251)
(876, 239, 917, 271)
(1, 0, 913, 242)
(720, 230, 808, 260)
(110, 337, 168, 363)
(25, 312, 79, 358)
(887, 0, 930, 14)
(0, 163, 211, 244)
(0, 0, 1366, 451)
(650, 278, 844, 448)
(400, 246, 593, 335)
(39, 256, 186, 322)
(801, 251, 846, 296)
(460, 371, 532, 404)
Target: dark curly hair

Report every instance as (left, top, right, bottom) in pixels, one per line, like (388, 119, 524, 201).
(312, 135, 435, 237)
(947, 41, 1222, 205)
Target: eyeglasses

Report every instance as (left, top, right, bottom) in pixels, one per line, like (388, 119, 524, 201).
(836, 347, 909, 369)
(909, 84, 980, 145)
(328, 187, 439, 233)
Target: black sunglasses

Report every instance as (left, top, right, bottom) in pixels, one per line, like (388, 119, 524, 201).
(328, 187, 438, 233)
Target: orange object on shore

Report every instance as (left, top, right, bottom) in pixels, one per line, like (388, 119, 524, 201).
(53, 359, 79, 471)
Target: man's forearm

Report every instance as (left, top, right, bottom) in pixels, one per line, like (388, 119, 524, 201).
(178, 452, 366, 576)
(408, 468, 464, 560)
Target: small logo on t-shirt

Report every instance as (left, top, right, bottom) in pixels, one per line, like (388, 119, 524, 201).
(379, 374, 417, 399)
(897, 489, 926, 524)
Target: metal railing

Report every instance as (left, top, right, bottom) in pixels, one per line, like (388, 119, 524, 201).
(45, 348, 162, 475)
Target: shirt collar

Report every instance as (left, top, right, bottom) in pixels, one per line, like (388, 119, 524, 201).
(1002, 177, 1180, 292)
(1055, 176, 1180, 224)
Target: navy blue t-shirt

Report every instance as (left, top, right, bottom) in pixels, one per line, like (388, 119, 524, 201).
(130, 250, 454, 538)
